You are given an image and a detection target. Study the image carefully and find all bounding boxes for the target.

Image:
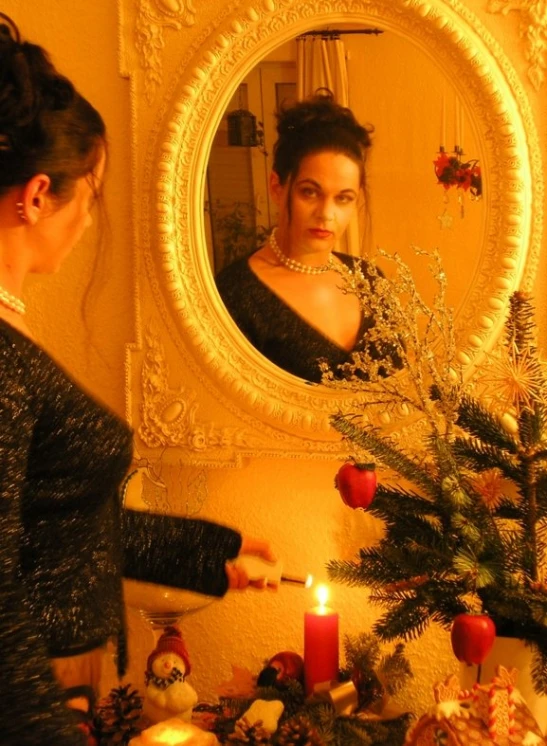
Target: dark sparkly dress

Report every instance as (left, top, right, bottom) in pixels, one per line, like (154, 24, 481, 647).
(216, 252, 385, 383)
(0, 320, 242, 746)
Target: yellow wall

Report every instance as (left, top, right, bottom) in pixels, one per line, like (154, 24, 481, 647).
(4, 0, 547, 721)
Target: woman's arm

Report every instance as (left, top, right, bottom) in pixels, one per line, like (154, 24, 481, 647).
(0, 378, 87, 746)
(122, 510, 277, 596)
(122, 510, 242, 597)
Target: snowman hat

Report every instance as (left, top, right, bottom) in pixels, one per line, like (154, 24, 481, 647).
(146, 626, 191, 675)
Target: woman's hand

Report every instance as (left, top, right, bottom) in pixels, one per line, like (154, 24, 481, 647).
(225, 536, 278, 591)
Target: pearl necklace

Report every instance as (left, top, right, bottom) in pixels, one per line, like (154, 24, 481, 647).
(269, 227, 334, 275)
(0, 284, 26, 315)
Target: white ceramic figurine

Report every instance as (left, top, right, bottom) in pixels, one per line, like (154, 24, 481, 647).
(143, 626, 198, 724)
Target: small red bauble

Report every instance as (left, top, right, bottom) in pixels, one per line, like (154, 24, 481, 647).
(450, 613, 496, 665)
(257, 651, 304, 688)
(335, 462, 377, 510)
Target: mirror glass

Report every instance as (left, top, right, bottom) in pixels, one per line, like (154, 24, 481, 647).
(204, 25, 485, 381)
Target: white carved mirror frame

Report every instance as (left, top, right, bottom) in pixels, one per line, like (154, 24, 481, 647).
(135, 0, 543, 460)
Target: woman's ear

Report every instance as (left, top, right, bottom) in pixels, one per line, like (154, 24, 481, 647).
(269, 171, 283, 204)
(20, 174, 52, 225)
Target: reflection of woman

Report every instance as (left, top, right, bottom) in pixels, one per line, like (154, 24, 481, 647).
(0, 16, 274, 745)
(216, 90, 392, 383)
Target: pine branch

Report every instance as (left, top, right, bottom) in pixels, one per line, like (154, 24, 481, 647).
(298, 701, 337, 744)
(378, 644, 414, 695)
(421, 580, 470, 622)
(506, 291, 538, 351)
(477, 582, 547, 634)
(498, 530, 529, 575)
(329, 718, 374, 746)
(456, 394, 519, 453)
(451, 547, 503, 589)
(327, 548, 419, 590)
(379, 513, 444, 549)
(343, 632, 381, 672)
(371, 486, 443, 531)
(488, 499, 524, 521)
(372, 597, 432, 641)
(330, 414, 439, 497)
(535, 522, 547, 547)
(256, 682, 305, 719)
(452, 436, 521, 481)
(328, 538, 458, 591)
(326, 558, 367, 588)
(372, 576, 470, 620)
(536, 474, 547, 518)
(519, 404, 547, 450)
(532, 404, 547, 445)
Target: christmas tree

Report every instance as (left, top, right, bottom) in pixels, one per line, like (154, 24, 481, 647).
(323, 251, 547, 694)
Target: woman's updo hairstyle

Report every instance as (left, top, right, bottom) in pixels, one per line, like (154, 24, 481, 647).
(0, 13, 105, 201)
(272, 89, 373, 188)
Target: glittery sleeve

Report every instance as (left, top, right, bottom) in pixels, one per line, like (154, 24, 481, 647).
(0, 366, 88, 745)
(122, 510, 242, 597)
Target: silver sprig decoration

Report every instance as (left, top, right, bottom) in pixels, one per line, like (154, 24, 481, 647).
(320, 248, 465, 437)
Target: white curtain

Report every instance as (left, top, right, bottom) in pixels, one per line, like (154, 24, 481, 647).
(296, 36, 349, 104)
(296, 35, 361, 256)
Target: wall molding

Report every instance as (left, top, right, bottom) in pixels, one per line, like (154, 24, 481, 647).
(487, 0, 546, 90)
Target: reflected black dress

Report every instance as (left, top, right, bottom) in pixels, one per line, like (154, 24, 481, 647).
(0, 320, 242, 746)
(216, 252, 383, 383)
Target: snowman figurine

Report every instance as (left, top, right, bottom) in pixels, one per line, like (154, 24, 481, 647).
(143, 626, 198, 724)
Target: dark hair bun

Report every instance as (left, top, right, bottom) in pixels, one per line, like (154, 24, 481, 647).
(273, 88, 373, 185)
(0, 13, 104, 197)
(277, 89, 371, 147)
(0, 15, 29, 129)
(0, 13, 20, 45)
(0, 21, 76, 135)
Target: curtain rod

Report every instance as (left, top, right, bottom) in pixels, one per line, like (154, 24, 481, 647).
(297, 29, 384, 38)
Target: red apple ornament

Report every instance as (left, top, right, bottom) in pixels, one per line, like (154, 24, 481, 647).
(335, 462, 377, 510)
(450, 613, 496, 665)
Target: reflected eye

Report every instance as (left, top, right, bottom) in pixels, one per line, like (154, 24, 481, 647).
(337, 194, 356, 205)
(300, 187, 319, 198)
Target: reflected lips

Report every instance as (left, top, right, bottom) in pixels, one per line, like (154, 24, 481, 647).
(309, 229, 332, 239)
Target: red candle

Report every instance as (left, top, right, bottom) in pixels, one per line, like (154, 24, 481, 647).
(304, 584, 339, 695)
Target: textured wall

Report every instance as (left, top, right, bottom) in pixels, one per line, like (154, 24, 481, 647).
(4, 0, 547, 721)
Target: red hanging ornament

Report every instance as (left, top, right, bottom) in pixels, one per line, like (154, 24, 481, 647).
(334, 462, 377, 510)
(257, 651, 304, 688)
(450, 613, 496, 665)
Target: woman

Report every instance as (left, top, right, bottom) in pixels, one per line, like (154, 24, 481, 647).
(216, 91, 397, 383)
(0, 15, 274, 745)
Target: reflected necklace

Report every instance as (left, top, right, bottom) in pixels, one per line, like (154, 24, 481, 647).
(269, 227, 334, 275)
(0, 284, 25, 315)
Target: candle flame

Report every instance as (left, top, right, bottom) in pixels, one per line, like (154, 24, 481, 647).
(305, 574, 313, 589)
(315, 583, 329, 608)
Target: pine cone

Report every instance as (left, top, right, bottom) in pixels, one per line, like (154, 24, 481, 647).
(228, 716, 272, 744)
(276, 715, 325, 746)
(94, 684, 144, 745)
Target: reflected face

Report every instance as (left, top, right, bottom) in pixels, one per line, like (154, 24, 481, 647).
(271, 150, 361, 256)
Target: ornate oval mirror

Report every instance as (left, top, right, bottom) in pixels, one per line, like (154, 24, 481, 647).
(143, 0, 542, 449)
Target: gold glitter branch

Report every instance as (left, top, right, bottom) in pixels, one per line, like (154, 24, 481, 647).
(323, 247, 463, 437)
